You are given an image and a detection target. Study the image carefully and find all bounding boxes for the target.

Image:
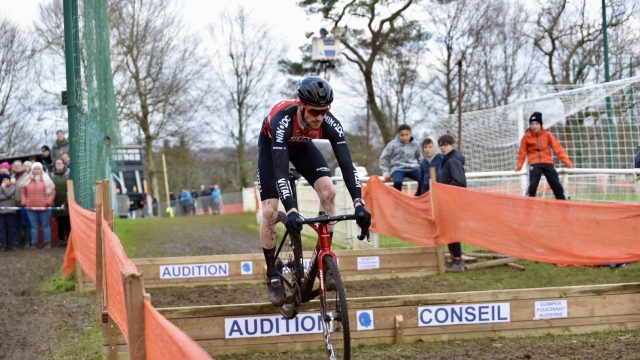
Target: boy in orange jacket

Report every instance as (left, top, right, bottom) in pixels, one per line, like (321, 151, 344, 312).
(515, 111, 573, 200)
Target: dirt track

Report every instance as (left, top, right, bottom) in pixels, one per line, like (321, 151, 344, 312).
(2, 222, 640, 359)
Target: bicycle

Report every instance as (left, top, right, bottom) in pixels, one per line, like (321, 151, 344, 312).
(274, 170, 368, 360)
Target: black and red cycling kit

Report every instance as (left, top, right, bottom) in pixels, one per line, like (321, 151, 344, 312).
(257, 99, 362, 211)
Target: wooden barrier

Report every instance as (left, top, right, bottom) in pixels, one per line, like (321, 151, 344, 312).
(77, 246, 443, 291)
(103, 282, 640, 357)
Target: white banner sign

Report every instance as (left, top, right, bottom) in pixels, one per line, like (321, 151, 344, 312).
(357, 256, 380, 270)
(159, 263, 229, 279)
(534, 300, 568, 320)
(225, 313, 326, 338)
(418, 303, 510, 327)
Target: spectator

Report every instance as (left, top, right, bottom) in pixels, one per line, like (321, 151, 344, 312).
(417, 138, 445, 195)
(0, 162, 10, 175)
(40, 145, 54, 173)
(438, 135, 467, 272)
(14, 161, 31, 247)
(379, 124, 422, 192)
(199, 184, 212, 214)
(61, 152, 71, 169)
(0, 173, 18, 251)
(51, 159, 70, 247)
(10, 160, 22, 184)
(20, 162, 56, 249)
(515, 111, 573, 200)
(169, 192, 176, 216)
(52, 130, 70, 161)
(211, 184, 222, 215)
(190, 188, 198, 215)
(635, 145, 640, 168)
(178, 189, 193, 215)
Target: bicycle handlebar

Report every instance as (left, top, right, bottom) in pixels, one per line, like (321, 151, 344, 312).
(302, 214, 369, 241)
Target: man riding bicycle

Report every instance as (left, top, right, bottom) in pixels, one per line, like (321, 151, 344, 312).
(257, 76, 371, 306)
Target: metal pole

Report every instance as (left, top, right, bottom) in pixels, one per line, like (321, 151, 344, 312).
(457, 57, 463, 150)
(63, 0, 81, 198)
(162, 153, 173, 217)
(602, 0, 615, 167)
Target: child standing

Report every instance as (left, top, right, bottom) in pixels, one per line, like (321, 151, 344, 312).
(438, 135, 467, 272)
(379, 124, 422, 192)
(515, 111, 572, 200)
(417, 138, 444, 195)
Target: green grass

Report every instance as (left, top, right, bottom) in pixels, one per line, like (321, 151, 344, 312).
(571, 192, 639, 203)
(114, 212, 259, 257)
(39, 270, 76, 295)
(51, 327, 102, 360)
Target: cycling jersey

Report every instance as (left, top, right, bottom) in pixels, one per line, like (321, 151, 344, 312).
(258, 99, 362, 211)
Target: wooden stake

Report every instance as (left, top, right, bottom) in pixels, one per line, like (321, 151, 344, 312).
(95, 181, 104, 327)
(429, 168, 446, 275)
(394, 314, 404, 344)
(123, 272, 146, 360)
(506, 262, 526, 271)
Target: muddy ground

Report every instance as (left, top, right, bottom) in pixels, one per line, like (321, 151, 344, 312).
(0, 247, 96, 360)
(3, 222, 640, 359)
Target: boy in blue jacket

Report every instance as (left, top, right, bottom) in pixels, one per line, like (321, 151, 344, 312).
(417, 138, 444, 195)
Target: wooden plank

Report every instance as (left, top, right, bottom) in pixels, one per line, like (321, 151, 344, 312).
(464, 257, 519, 270)
(95, 181, 105, 327)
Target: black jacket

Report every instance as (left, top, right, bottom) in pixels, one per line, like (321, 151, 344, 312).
(439, 149, 466, 188)
(635, 145, 640, 168)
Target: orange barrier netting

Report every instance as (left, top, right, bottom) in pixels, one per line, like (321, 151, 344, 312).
(363, 176, 640, 266)
(103, 220, 139, 341)
(62, 198, 97, 281)
(144, 300, 212, 360)
(62, 198, 213, 359)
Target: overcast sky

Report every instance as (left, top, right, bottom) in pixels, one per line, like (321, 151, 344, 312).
(0, 0, 325, 60)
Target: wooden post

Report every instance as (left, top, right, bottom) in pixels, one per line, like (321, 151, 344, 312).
(106, 316, 118, 360)
(101, 180, 114, 230)
(393, 314, 404, 344)
(95, 181, 105, 327)
(429, 168, 445, 274)
(123, 272, 146, 360)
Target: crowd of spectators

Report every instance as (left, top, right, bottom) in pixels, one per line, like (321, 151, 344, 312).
(0, 130, 71, 250)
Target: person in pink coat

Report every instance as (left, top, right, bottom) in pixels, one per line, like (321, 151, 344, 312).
(20, 162, 56, 249)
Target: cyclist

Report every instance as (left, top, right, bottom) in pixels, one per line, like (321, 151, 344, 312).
(257, 76, 371, 305)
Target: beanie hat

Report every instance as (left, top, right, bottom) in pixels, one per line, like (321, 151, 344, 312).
(529, 111, 543, 125)
(31, 162, 44, 171)
(41, 145, 51, 152)
(0, 162, 10, 170)
(0, 173, 10, 182)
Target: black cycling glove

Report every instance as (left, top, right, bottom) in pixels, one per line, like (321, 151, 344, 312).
(285, 211, 304, 236)
(354, 206, 371, 239)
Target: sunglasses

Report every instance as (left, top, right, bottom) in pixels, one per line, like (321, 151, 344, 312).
(305, 106, 330, 117)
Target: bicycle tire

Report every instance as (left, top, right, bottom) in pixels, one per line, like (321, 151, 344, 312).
(320, 256, 350, 360)
(277, 231, 304, 319)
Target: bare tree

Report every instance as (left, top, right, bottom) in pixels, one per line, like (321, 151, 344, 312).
(299, 0, 421, 143)
(0, 19, 38, 155)
(532, 0, 635, 85)
(110, 0, 209, 202)
(209, 6, 286, 188)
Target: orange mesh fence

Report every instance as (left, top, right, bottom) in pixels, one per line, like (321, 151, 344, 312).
(432, 182, 640, 266)
(62, 198, 97, 280)
(144, 300, 213, 359)
(103, 220, 139, 340)
(363, 176, 437, 246)
(222, 203, 244, 214)
(363, 176, 640, 266)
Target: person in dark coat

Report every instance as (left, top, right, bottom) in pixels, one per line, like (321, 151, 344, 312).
(51, 159, 70, 247)
(437, 134, 467, 272)
(417, 138, 444, 195)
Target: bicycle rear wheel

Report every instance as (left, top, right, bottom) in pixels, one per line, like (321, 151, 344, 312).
(320, 256, 350, 360)
(276, 231, 304, 320)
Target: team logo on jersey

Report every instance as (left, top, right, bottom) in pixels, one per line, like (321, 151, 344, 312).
(275, 116, 291, 143)
(289, 136, 314, 142)
(324, 116, 344, 138)
(353, 169, 361, 187)
(277, 178, 291, 199)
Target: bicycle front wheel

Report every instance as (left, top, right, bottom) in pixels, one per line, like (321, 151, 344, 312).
(320, 256, 350, 360)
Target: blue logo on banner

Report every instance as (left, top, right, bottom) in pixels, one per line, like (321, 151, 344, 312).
(242, 263, 251, 272)
(358, 312, 372, 327)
